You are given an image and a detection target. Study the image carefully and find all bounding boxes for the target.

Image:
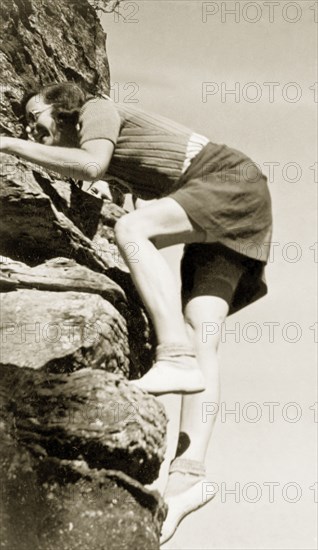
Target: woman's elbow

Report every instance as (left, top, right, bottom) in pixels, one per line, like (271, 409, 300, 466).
(80, 140, 114, 181)
(82, 163, 106, 181)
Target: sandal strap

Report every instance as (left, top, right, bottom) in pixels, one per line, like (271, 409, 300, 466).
(169, 458, 206, 477)
(156, 343, 196, 362)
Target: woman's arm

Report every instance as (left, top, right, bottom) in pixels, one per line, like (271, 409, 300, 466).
(0, 136, 114, 181)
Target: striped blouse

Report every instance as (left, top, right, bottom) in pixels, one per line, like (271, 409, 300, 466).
(78, 96, 209, 199)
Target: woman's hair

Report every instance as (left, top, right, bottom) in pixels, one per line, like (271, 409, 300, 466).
(21, 82, 94, 129)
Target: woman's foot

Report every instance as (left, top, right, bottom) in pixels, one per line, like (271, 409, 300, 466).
(160, 458, 217, 545)
(129, 344, 206, 395)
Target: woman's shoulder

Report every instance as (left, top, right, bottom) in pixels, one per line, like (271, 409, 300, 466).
(80, 94, 118, 113)
(78, 95, 121, 146)
(79, 95, 121, 126)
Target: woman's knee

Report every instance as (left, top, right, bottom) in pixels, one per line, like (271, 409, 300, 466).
(114, 212, 146, 245)
(114, 210, 173, 248)
(183, 296, 229, 352)
(114, 217, 128, 248)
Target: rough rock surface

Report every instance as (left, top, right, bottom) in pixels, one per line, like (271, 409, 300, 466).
(1, 288, 130, 374)
(0, 158, 126, 270)
(0, 256, 126, 305)
(0, 0, 111, 136)
(0, 426, 165, 550)
(0, 1, 166, 548)
(2, 367, 166, 484)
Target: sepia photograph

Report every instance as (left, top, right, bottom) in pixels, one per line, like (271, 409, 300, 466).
(0, 1, 317, 549)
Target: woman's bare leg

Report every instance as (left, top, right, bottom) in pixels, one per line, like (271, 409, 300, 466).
(114, 197, 205, 344)
(160, 296, 228, 543)
(114, 197, 206, 394)
(181, 296, 228, 457)
(164, 296, 228, 495)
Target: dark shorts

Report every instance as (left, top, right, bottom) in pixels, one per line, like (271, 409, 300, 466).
(168, 141, 272, 314)
(169, 142, 272, 265)
(180, 242, 266, 316)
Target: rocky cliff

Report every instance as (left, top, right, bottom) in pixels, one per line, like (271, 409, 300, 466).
(0, 1, 167, 549)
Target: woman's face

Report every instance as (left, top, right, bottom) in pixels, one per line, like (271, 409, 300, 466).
(25, 95, 61, 145)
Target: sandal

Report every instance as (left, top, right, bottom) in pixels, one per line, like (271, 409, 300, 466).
(130, 343, 206, 395)
(160, 458, 217, 544)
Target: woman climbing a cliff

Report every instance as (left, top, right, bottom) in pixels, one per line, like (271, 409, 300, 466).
(0, 81, 272, 543)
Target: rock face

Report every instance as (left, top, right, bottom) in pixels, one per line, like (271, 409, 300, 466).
(1, 0, 110, 135)
(0, 1, 166, 549)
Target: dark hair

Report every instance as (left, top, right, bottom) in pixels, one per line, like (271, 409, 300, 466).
(21, 82, 94, 129)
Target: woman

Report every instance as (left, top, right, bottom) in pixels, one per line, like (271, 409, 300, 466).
(0, 82, 272, 542)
